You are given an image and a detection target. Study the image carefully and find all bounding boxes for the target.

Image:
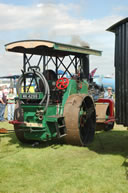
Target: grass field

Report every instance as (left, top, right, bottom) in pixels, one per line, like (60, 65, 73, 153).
(0, 121, 128, 193)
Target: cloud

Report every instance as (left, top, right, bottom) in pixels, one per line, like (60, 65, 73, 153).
(0, 51, 22, 75)
(0, 3, 42, 31)
(0, 3, 122, 38)
(51, 15, 122, 37)
(0, 2, 122, 34)
(0, 1, 125, 76)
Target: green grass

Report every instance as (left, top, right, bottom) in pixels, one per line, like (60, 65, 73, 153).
(0, 122, 128, 193)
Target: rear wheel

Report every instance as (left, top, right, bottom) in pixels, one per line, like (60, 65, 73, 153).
(14, 100, 33, 144)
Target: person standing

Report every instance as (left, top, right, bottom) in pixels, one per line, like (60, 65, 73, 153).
(7, 88, 16, 121)
(104, 87, 113, 99)
(0, 86, 6, 121)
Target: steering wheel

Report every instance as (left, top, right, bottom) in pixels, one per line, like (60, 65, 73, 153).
(56, 77, 69, 90)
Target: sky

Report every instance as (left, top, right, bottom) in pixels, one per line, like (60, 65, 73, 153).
(0, 0, 128, 76)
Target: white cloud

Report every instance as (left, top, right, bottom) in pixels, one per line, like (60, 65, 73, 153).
(0, 2, 125, 76)
(51, 15, 123, 37)
(0, 52, 22, 75)
(0, 3, 43, 30)
(0, 3, 122, 34)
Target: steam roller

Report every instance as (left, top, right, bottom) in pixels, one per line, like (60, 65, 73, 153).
(5, 39, 114, 146)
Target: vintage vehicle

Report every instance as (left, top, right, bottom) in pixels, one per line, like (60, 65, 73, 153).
(5, 40, 114, 145)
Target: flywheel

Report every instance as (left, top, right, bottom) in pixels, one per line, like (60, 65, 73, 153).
(63, 94, 96, 146)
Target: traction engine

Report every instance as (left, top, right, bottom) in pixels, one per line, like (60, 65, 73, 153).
(5, 40, 114, 146)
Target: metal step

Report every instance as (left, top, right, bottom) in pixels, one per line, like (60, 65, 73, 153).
(58, 125, 65, 128)
(59, 134, 67, 138)
(47, 115, 64, 118)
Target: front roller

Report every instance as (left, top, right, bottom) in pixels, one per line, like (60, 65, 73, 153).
(63, 94, 96, 146)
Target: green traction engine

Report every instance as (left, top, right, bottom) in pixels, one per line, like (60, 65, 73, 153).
(5, 40, 102, 146)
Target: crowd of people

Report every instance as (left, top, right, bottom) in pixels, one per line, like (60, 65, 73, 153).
(0, 86, 16, 122)
(0, 83, 114, 122)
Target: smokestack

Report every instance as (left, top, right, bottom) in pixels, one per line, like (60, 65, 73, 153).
(70, 35, 90, 80)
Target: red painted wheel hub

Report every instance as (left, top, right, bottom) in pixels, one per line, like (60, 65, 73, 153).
(56, 77, 69, 90)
